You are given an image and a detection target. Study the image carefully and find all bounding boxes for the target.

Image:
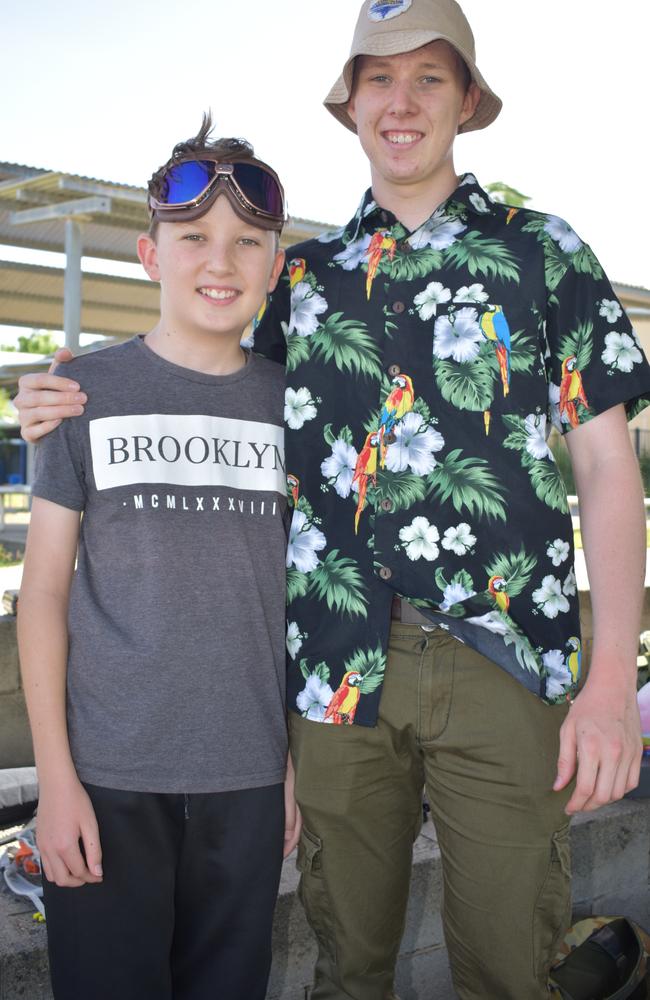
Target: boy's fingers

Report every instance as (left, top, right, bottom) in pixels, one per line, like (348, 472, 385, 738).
(61, 843, 95, 883)
(22, 419, 63, 443)
(81, 822, 103, 878)
(553, 720, 577, 791)
(17, 372, 80, 394)
(49, 854, 85, 889)
(20, 389, 87, 410)
(47, 347, 75, 373)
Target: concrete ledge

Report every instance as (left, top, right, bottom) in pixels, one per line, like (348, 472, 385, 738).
(5, 798, 646, 1000)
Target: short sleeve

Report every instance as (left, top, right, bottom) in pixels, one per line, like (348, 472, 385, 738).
(545, 247, 650, 434)
(32, 416, 86, 511)
(251, 267, 291, 366)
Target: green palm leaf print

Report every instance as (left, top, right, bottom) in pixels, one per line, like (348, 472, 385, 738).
(557, 320, 593, 372)
(427, 449, 507, 522)
(503, 628, 541, 675)
(286, 333, 312, 372)
(311, 313, 384, 380)
(308, 549, 369, 618)
(485, 547, 537, 597)
(287, 567, 309, 605)
(343, 643, 385, 695)
(529, 461, 569, 513)
(434, 358, 495, 412)
(572, 244, 603, 280)
(377, 247, 443, 283)
(299, 658, 331, 684)
(542, 239, 569, 293)
(375, 471, 428, 513)
(444, 232, 520, 283)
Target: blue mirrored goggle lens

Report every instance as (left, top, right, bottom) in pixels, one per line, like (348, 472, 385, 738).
(163, 161, 214, 205)
(161, 160, 283, 216)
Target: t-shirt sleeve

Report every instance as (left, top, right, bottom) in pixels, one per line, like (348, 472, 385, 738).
(545, 245, 650, 434)
(251, 268, 291, 366)
(32, 417, 86, 511)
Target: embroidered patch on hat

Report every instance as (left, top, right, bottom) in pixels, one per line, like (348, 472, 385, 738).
(368, 0, 413, 21)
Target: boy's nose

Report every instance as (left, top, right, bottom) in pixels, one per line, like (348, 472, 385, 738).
(205, 246, 234, 274)
(387, 81, 419, 118)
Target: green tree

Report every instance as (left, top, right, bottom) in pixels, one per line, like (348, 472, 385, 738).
(485, 182, 531, 208)
(16, 330, 60, 354)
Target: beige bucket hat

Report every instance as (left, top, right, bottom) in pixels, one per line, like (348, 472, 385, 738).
(324, 0, 502, 135)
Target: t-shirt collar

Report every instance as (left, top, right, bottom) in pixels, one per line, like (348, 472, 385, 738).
(348, 173, 494, 242)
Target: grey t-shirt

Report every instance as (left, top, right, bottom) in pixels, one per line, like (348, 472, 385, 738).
(32, 337, 288, 793)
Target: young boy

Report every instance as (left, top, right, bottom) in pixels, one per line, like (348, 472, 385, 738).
(17, 117, 297, 1000)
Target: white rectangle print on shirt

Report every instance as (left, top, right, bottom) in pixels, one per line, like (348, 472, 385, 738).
(89, 414, 285, 494)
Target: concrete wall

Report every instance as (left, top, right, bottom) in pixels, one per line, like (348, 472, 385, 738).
(0, 617, 33, 769)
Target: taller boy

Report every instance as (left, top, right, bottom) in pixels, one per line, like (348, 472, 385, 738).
(16, 2, 650, 998)
(256, 2, 650, 997)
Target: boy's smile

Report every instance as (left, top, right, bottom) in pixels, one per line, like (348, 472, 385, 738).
(138, 195, 284, 372)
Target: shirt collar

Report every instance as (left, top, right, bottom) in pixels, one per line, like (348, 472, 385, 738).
(347, 173, 495, 243)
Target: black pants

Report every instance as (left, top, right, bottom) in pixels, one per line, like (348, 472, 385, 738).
(42, 782, 285, 1000)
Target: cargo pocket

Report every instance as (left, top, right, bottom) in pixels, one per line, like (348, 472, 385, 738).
(533, 825, 572, 984)
(296, 827, 337, 963)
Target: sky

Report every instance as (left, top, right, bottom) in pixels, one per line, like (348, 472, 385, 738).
(1, 0, 648, 327)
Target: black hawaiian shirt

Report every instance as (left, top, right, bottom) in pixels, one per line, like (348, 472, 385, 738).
(253, 174, 650, 728)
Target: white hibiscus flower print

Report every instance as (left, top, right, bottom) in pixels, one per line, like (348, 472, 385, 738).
(286, 621, 304, 660)
(524, 413, 552, 460)
(601, 332, 643, 373)
(454, 283, 489, 304)
(399, 517, 440, 562)
(333, 234, 372, 271)
(286, 510, 326, 573)
(547, 539, 570, 566)
(321, 438, 359, 498)
(288, 283, 328, 337)
(414, 281, 452, 320)
(543, 649, 573, 699)
(548, 381, 570, 432)
(296, 673, 334, 722)
(433, 307, 483, 363)
(385, 411, 445, 476)
(285, 387, 317, 430)
(439, 581, 475, 612)
(442, 523, 476, 556)
(563, 568, 577, 597)
(460, 173, 478, 187)
(532, 575, 570, 618)
(544, 216, 583, 254)
(465, 612, 509, 635)
(599, 299, 623, 323)
(469, 193, 490, 214)
(408, 210, 466, 251)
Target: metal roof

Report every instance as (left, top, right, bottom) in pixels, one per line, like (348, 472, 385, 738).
(0, 260, 159, 337)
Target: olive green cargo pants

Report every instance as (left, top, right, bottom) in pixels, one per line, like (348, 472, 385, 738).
(289, 624, 573, 1000)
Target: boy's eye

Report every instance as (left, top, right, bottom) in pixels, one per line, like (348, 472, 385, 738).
(239, 237, 261, 247)
(422, 75, 442, 84)
(370, 74, 390, 84)
(182, 233, 204, 241)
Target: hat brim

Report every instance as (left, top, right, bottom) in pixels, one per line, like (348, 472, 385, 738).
(324, 31, 502, 134)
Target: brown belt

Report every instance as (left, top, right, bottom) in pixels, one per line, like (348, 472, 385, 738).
(391, 595, 436, 627)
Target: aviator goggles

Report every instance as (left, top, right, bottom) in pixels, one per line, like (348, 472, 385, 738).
(148, 156, 286, 232)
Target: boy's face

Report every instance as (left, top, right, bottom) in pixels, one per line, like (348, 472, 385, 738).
(348, 40, 480, 203)
(138, 195, 285, 344)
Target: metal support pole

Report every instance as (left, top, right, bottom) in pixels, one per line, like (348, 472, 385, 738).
(63, 218, 82, 350)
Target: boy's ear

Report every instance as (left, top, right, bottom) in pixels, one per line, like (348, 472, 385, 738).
(137, 233, 161, 283)
(268, 248, 286, 293)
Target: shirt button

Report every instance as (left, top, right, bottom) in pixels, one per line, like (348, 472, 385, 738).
(392, 301, 406, 314)
(380, 499, 393, 512)
(380, 211, 390, 224)
(388, 364, 401, 377)
(397, 241, 411, 253)
(383, 432, 397, 445)
(379, 566, 393, 581)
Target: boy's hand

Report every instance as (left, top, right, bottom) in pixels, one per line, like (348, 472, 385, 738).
(554, 670, 642, 814)
(283, 754, 302, 858)
(13, 348, 86, 443)
(37, 777, 103, 887)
